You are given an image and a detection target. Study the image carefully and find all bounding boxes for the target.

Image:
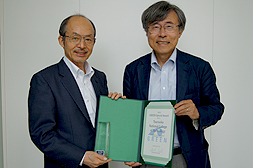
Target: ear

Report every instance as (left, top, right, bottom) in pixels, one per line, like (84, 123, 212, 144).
(179, 28, 184, 38)
(146, 30, 149, 37)
(58, 35, 65, 48)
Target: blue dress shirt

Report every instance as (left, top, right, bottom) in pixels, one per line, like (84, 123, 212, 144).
(148, 49, 180, 148)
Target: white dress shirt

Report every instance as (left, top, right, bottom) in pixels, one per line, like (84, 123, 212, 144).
(63, 56, 98, 165)
(63, 56, 97, 128)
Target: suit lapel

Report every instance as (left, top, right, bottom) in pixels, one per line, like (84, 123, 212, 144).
(176, 50, 190, 101)
(137, 51, 190, 101)
(57, 59, 93, 128)
(91, 73, 103, 128)
(91, 73, 102, 99)
(137, 54, 151, 100)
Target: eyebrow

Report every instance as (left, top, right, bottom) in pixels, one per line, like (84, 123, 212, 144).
(152, 21, 174, 25)
(71, 32, 94, 37)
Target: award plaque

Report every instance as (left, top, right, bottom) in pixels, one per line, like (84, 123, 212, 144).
(94, 96, 176, 167)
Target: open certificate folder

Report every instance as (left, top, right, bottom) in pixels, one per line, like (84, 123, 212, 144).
(94, 96, 176, 167)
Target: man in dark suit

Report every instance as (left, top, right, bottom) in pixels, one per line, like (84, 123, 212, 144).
(28, 14, 123, 168)
(123, 1, 224, 168)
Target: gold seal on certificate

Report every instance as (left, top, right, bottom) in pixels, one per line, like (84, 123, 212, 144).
(141, 102, 175, 167)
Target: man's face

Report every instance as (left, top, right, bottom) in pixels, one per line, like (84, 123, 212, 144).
(147, 10, 183, 60)
(58, 16, 95, 69)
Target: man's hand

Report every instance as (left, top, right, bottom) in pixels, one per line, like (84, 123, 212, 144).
(83, 151, 112, 168)
(174, 99, 199, 120)
(124, 161, 142, 167)
(108, 92, 126, 100)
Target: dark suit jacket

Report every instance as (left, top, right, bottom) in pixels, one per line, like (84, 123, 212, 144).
(123, 49, 224, 168)
(28, 59, 108, 168)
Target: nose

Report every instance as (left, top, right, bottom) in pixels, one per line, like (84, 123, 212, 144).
(78, 37, 87, 49)
(159, 26, 167, 37)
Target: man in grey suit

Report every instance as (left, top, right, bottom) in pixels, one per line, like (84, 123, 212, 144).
(124, 1, 224, 168)
(28, 14, 123, 168)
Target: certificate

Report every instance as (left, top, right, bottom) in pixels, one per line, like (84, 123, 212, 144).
(141, 102, 175, 166)
(94, 96, 176, 167)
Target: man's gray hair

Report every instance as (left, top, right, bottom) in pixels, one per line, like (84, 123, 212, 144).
(141, 1, 186, 32)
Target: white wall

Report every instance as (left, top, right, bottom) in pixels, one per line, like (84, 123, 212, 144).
(1, 0, 253, 167)
(211, 1, 253, 167)
(0, 2, 3, 165)
(0, 0, 4, 167)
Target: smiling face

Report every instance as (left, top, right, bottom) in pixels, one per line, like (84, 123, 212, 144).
(58, 16, 95, 71)
(147, 10, 183, 65)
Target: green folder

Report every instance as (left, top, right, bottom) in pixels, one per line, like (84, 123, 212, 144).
(94, 96, 176, 167)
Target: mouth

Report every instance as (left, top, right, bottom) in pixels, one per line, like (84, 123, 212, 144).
(157, 41, 170, 44)
(74, 50, 88, 56)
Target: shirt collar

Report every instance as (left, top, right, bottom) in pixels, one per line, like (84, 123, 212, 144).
(63, 56, 94, 79)
(151, 48, 177, 65)
(151, 48, 177, 71)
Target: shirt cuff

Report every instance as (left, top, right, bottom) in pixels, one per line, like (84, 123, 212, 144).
(80, 152, 86, 166)
(192, 119, 199, 130)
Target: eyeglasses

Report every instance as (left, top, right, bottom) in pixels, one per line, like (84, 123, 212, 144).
(149, 23, 180, 34)
(64, 34, 95, 45)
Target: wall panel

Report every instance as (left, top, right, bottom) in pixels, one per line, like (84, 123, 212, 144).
(211, 0, 253, 167)
(3, 1, 80, 167)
